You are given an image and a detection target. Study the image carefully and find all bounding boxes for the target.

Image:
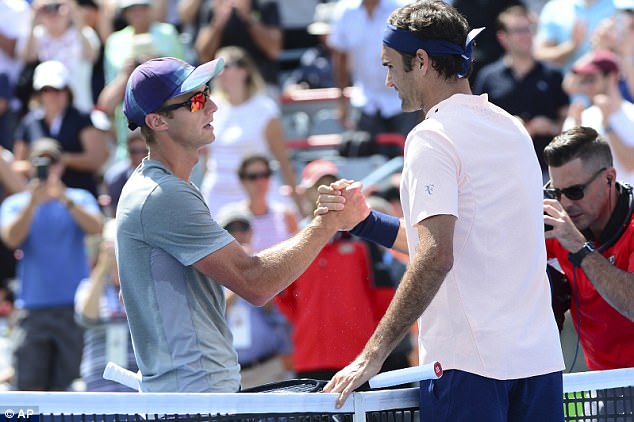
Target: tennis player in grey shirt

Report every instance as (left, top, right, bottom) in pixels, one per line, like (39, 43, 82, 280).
(116, 56, 366, 393)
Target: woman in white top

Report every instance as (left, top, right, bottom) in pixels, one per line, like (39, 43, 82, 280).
(236, 154, 298, 252)
(19, 0, 100, 113)
(201, 46, 303, 217)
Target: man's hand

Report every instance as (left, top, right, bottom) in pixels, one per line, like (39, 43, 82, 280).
(544, 198, 587, 252)
(322, 354, 382, 408)
(314, 179, 371, 231)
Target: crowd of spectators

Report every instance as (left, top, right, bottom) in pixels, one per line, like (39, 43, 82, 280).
(0, 0, 633, 392)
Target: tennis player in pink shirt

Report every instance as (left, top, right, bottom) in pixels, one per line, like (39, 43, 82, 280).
(317, 1, 565, 420)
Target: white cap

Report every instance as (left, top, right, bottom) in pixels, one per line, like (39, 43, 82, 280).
(119, 0, 151, 9)
(33, 60, 69, 91)
(615, 0, 634, 9)
(307, 3, 337, 36)
(216, 203, 253, 228)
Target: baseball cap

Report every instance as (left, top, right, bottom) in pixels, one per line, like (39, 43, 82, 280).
(123, 57, 225, 130)
(300, 159, 339, 188)
(29, 137, 62, 162)
(216, 203, 253, 229)
(571, 49, 619, 75)
(119, 0, 151, 9)
(308, 3, 337, 36)
(33, 60, 70, 91)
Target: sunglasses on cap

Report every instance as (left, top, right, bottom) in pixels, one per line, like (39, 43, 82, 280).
(544, 167, 607, 201)
(157, 85, 210, 113)
(241, 171, 272, 181)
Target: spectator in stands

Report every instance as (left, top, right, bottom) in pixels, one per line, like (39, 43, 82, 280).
(0, 277, 15, 389)
(562, 49, 634, 185)
(282, 2, 336, 92)
(544, 127, 634, 373)
(473, 4, 569, 178)
(276, 160, 395, 383)
(0, 0, 31, 150)
(200, 46, 301, 217)
(534, 0, 616, 72)
(19, 0, 101, 113)
(103, 128, 147, 215)
(276, 0, 320, 54)
(76, 0, 109, 106)
(0, 147, 26, 295)
(328, 0, 419, 153)
(12, 60, 109, 199)
(587, 1, 634, 101)
(0, 137, 103, 391)
(75, 218, 138, 392)
(104, 0, 185, 161)
(217, 203, 293, 389)
(194, 0, 283, 96)
(233, 154, 298, 251)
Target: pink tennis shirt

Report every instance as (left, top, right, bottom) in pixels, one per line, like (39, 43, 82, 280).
(401, 94, 564, 380)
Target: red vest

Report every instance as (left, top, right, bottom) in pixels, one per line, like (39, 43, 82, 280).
(276, 238, 394, 372)
(546, 213, 634, 370)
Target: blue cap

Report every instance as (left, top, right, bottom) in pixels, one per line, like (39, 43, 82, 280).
(123, 57, 224, 130)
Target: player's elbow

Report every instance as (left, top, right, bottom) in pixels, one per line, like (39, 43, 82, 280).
(430, 250, 454, 276)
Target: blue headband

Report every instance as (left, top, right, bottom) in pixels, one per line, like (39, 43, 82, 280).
(382, 25, 485, 78)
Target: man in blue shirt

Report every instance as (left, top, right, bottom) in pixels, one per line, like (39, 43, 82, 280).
(0, 137, 103, 390)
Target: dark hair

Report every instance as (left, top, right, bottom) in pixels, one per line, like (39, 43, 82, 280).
(237, 154, 271, 179)
(387, 0, 470, 78)
(543, 126, 613, 169)
(496, 4, 530, 32)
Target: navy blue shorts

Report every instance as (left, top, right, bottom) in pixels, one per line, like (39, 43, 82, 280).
(419, 369, 563, 422)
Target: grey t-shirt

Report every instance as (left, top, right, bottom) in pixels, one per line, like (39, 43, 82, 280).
(116, 159, 239, 393)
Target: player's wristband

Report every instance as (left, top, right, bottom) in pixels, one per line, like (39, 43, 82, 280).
(349, 210, 399, 248)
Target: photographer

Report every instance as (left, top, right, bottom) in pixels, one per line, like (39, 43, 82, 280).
(544, 126, 634, 372)
(0, 137, 103, 391)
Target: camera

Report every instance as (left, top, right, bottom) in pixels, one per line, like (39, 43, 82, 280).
(33, 157, 50, 181)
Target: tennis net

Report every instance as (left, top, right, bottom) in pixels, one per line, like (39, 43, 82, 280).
(0, 367, 631, 422)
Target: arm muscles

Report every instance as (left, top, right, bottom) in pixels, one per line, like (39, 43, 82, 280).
(581, 251, 634, 321)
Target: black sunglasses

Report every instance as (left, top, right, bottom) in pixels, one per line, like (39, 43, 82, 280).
(242, 171, 272, 181)
(544, 167, 607, 201)
(157, 86, 210, 113)
(224, 221, 251, 233)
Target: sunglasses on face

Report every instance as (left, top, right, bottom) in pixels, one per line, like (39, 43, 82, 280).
(42, 3, 62, 13)
(128, 147, 148, 155)
(158, 86, 210, 113)
(224, 221, 251, 233)
(242, 171, 272, 182)
(544, 167, 607, 201)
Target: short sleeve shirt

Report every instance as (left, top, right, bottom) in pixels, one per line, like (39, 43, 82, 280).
(401, 94, 564, 380)
(116, 160, 238, 392)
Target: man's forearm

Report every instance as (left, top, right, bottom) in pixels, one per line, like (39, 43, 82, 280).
(361, 245, 450, 363)
(580, 251, 634, 321)
(2, 203, 36, 249)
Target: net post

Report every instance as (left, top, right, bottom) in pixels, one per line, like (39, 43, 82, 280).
(353, 392, 366, 422)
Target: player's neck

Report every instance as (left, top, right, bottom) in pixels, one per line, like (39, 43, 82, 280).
(423, 77, 471, 113)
